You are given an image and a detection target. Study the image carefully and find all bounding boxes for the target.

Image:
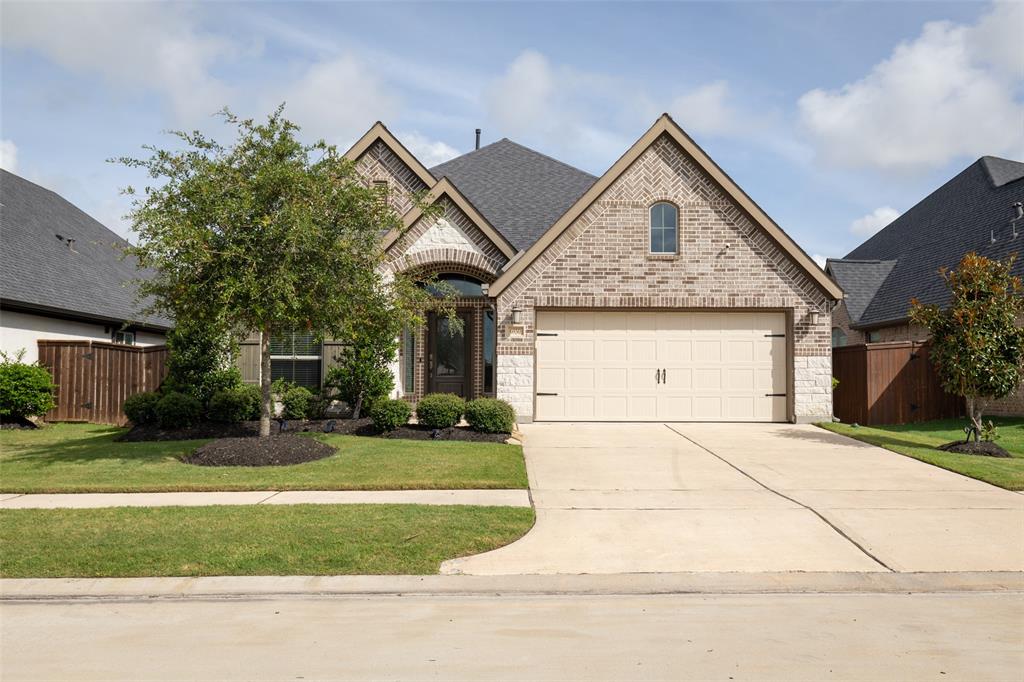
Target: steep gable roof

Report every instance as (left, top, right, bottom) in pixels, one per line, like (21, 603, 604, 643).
(430, 139, 597, 251)
(825, 259, 897, 324)
(843, 156, 1024, 328)
(343, 121, 437, 189)
(381, 177, 518, 260)
(0, 169, 171, 329)
(489, 114, 844, 299)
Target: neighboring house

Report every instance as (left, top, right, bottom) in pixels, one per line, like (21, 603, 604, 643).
(0, 170, 171, 363)
(242, 114, 841, 423)
(827, 156, 1024, 416)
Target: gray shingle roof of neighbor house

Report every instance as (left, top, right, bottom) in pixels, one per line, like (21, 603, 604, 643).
(824, 258, 897, 324)
(430, 139, 598, 251)
(832, 156, 1024, 329)
(0, 169, 172, 330)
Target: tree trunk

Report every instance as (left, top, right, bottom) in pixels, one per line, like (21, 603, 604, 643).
(260, 323, 272, 437)
(965, 396, 983, 442)
(352, 391, 364, 420)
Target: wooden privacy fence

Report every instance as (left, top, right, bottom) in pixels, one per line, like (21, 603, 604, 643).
(832, 341, 962, 426)
(37, 340, 169, 426)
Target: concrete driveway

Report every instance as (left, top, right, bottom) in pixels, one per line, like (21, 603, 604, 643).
(442, 423, 1024, 575)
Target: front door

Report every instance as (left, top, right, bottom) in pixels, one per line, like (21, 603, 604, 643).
(428, 311, 472, 396)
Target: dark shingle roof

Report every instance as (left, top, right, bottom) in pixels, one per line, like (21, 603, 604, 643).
(430, 139, 597, 250)
(825, 259, 897, 324)
(840, 156, 1024, 328)
(0, 169, 171, 329)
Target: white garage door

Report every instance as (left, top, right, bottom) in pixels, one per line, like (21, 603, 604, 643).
(535, 310, 788, 422)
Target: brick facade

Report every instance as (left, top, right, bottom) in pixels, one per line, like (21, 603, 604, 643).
(353, 139, 429, 216)
(495, 134, 834, 422)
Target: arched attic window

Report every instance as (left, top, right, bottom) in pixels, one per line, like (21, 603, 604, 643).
(650, 202, 678, 254)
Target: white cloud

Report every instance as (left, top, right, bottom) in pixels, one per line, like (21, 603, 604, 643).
(812, 254, 829, 269)
(278, 56, 400, 146)
(670, 81, 743, 136)
(401, 132, 460, 167)
(485, 51, 557, 136)
(798, 1, 1024, 174)
(1, 2, 243, 124)
(0, 140, 18, 173)
(850, 206, 901, 237)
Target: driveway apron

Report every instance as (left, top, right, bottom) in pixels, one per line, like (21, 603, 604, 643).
(441, 423, 1024, 575)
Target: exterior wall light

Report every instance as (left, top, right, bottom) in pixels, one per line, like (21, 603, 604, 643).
(809, 309, 821, 326)
(511, 305, 524, 325)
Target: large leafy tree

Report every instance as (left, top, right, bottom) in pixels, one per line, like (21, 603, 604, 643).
(910, 253, 1024, 439)
(119, 107, 444, 436)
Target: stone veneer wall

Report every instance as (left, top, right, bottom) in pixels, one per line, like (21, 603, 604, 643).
(495, 134, 835, 423)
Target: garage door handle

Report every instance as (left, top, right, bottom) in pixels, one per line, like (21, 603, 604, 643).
(655, 369, 661, 384)
(661, 368, 666, 384)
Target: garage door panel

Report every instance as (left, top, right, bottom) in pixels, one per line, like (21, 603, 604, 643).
(534, 311, 787, 422)
(536, 366, 564, 392)
(537, 339, 565, 363)
(600, 340, 628, 362)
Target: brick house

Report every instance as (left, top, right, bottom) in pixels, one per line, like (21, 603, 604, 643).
(244, 115, 843, 423)
(827, 156, 1024, 417)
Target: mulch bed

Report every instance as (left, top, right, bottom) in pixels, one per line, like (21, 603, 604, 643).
(937, 440, 1012, 458)
(183, 435, 337, 467)
(120, 418, 511, 444)
(0, 416, 38, 430)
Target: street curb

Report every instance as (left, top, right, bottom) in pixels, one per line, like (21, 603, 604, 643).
(2, 571, 1021, 601)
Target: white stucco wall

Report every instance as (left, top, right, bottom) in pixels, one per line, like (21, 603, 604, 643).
(0, 309, 165, 364)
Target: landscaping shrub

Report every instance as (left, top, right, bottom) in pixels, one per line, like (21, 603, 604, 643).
(208, 385, 261, 423)
(0, 350, 57, 419)
(154, 392, 203, 429)
(122, 391, 161, 425)
(464, 398, 516, 434)
(370, 398, 412, 432)
(325, 347, 394, 420)
(416, 393, 465, 429)
(161, 323, 241, 405)
(281, 386, 313, 419)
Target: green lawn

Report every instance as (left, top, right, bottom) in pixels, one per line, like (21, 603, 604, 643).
(0, 423, 527, 493)
(0, 504, 535, 577)
(818, 417, 1024, 490)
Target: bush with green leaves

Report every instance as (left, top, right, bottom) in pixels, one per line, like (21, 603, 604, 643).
(415, 393, 465, 429)
(325, 343, 395, 420)
(154, 391, 203, 429)
(122, 391, 161, 425)
(281, 386, 313, 419)
(370, 398, 412, 432)
(0, 350, 56, 419)
(208, 385, 262, 423)
(464, 398, 516, 434)
(160, 323, 241, 406)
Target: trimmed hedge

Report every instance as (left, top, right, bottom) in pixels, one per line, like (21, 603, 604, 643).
(122, 391, 161, 425)
(415, 393, 465, 429)
(464, 398, 516, 434)
(208, 385, 261, 423)
(154, 392, 203, 429)
(370, 398, 412, 432)
(281, 386, 313, 420)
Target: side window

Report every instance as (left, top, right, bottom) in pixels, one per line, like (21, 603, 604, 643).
(650, 203, 678, 254)
(831, 327, 847, 348)
(112, 330, 136, 345)
(270, 330, 322, 389)
(402, 326, 416, 395)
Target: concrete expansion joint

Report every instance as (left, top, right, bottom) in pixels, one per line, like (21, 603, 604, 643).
(662, 424, 897, 573)
(256, 491, 283, 504)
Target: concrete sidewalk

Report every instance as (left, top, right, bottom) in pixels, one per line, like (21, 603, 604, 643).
(0, 489, 531, 509)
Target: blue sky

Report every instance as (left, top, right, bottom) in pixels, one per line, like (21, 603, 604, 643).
(2, 1, 1021, 265)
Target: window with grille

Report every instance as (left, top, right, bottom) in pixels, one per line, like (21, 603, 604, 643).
(649, 202, 678, 254)
(111, 330, 136, 345)
(270, 330, 322, 388)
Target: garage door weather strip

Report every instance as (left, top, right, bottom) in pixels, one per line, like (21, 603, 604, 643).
(664, 425, 895, 572)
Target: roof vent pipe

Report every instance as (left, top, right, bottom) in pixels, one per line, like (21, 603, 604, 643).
(475, 129, 481, 150)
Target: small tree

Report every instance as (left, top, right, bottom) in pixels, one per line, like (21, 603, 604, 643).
(910, 253, 1024, 439)
(161, 321, 241, 406)
(119, 107, 445, 436)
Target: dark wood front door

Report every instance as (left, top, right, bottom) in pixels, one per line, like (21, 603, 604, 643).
(428, 311, 472, 396)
